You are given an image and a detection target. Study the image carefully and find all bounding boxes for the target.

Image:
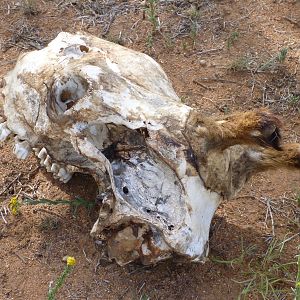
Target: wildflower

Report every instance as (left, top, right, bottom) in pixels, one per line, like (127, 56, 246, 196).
(48, 256, 76, 300)
(8, 196, 20, 215)
(66, 256, 76, 267)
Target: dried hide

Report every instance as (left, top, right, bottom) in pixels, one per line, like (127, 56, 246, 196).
(1, 32, 299, 265)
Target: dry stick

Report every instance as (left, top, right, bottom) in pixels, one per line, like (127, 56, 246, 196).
(13, 251, 27, 263)
(0, 173, 21, 196)
(36, 208, 64, 219)
(82, 249, 92, 263)
(195, 47, 224, 55)
(278, 232, 300, 248)
(197, 77, 242, 85)
(0, 210, 7, 224)
(192, 79, 214, 90)
(266, 199, 275, 236)
(283, 16, 299, 26)
(137, 282, 146, 296)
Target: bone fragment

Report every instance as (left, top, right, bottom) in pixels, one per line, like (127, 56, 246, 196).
(0, 122, 12, 142)
(13, 137, 31, 159)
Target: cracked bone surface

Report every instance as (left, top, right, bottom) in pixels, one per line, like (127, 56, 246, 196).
(2, 32, 299, 266)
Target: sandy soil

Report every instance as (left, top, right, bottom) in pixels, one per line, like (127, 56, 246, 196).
(0, 0, 299, 299)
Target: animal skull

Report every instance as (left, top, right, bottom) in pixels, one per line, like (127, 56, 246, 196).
(1, 32, 299, 265)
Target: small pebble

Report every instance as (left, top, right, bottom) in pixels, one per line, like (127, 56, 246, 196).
(199, 59, 207, 66)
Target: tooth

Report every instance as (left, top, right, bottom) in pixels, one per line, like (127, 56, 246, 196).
(58, 167, 72, 183)
(62, 173, 72, 183)
(0, 122, 12, 142)
(13, 138, 31, 159)
(50, 163, 60, 174)
(44, 155, 52, 172)
(58, 167, 67, 178)
(38, 148, 47, 164)
(33, 147, 41, 156)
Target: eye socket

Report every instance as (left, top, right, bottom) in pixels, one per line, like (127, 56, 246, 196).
(48, 75, 89, 118)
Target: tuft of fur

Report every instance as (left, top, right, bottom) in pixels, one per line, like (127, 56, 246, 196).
(184, 109, 299, 198)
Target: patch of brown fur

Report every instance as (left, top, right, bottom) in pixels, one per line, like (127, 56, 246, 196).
(258, 143, 300, 170)
(186, 109, 282, 150)
(185, 109, 299, 198)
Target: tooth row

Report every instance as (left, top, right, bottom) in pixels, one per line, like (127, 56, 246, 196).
(35, 147, 73, 183)
(13, 137, 31, 159)
(0, 122, 12, 142)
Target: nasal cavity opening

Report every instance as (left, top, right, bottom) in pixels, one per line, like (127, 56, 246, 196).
(50, 75, 88, 115)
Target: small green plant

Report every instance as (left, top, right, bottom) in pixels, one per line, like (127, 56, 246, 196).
(236, 239, 297, 299)
(22, 0, 39, 16)
(296, 253, 300, 299)
(23, 197, 95, 215)
(187, 6, 200, 47)
(211, 239, 256, 268)
(145, 0, 159, 33)
(230, 55, 251, 71)
(48, 256, 76, 300)
(287, 94, 300, 106)
(190, 21, 198, 46)
(105, 34, 125, 46)
(227, 31, 239, 49)
(39, 216, 61, 231)
(140, 294, 150, 300)
(297, 194, 300, 207)
(259, 48, 288, 71)
(182, 41, 188, 51)
(146, 32, 154, 50)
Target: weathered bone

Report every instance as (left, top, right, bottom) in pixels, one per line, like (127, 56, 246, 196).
(1, 32, 299, 265)
(13, 136, 31, 159)
(0, 122, 12, 142)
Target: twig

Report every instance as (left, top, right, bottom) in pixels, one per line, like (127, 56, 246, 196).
(197, 77, 242, 85)
(0, 173, 21, 196)
(192, 79, 214, 90)
(35, 208, 64, 219)
(278, 232, 300, 249)
(137, 282, 146, 295)
(266, 199, 275, 236)
(195, 47, 223, 55)
(261, 198, 276, 236)
(0, 210, 7, 224)
(82, 249, 92, 263)
(13, 251, 27, 263)
(234, 195, 257, 200)
(283, 16, 299, 27)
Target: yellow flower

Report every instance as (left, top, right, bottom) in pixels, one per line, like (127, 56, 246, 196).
(296, 281, 300, 287)
(9, 196, 20, 215)
(66, 256, 76, 266)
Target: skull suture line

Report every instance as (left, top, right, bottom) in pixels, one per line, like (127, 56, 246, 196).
(1, 32, 300, 265)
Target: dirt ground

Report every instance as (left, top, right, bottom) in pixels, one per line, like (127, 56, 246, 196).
(0, 0, 299, 299)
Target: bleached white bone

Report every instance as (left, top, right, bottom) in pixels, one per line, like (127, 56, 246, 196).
(0, 122, 12, 142)
(44, 155, 52, 172)
(57, 167, 73, 183)
(13, 137, 31, 159)
(33, 148, 40, 156)
(61, 173, 73, 183)
(3, 32, 299, 266)
(50, 163, 60, 174)
(37, 148, 47, 165)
